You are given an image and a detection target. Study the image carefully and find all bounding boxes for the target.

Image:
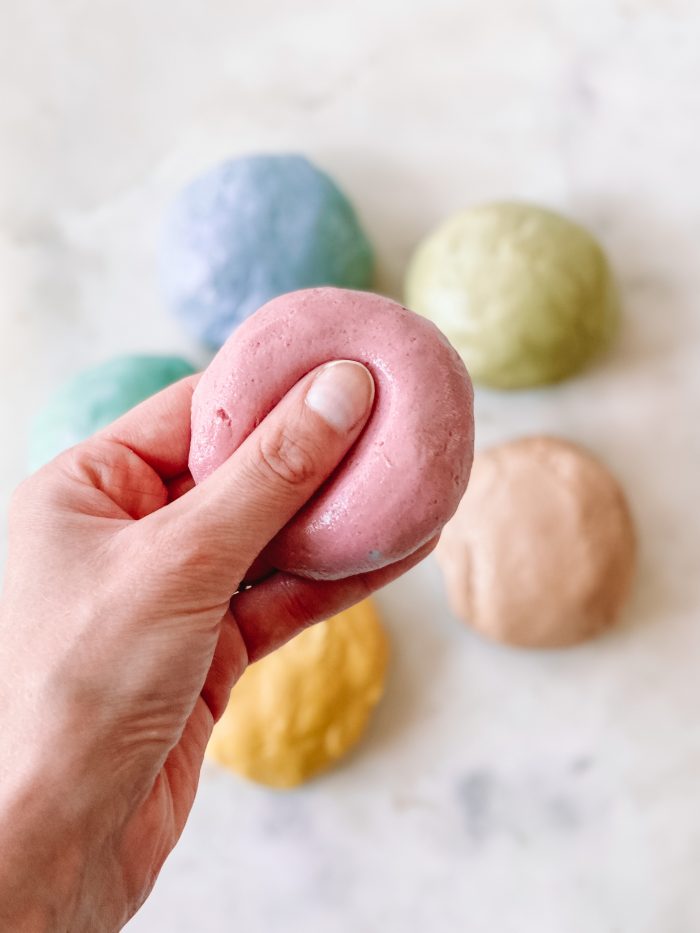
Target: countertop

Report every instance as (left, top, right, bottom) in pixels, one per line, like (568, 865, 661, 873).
(1, 1, 699, 930)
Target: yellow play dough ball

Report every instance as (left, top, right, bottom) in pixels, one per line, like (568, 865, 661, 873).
(206, 599, 389, 788)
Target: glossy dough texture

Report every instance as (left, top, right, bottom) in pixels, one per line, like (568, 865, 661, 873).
(436, 436, 636, 648)
(206, 599, 388, 789)
(190, 287, 475, 579)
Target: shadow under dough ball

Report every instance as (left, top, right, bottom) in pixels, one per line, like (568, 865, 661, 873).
(160, 153, 375, 349)
(206, 599, 388, 789)
(436, 436, 636, 648)
(28, 354, 196, 472)
(405, 202, 620, 389)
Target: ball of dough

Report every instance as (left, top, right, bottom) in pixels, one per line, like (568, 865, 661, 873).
(189, 287, 474, 580)
(206, 599, 388, 788)
(160, 154, 375, 348)
(436, 437, 636, 648)
(28, 354, 196, 471)
(405, 202, 620, 388)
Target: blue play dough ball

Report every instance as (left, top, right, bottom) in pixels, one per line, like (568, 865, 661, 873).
(159, 154, 375, 348)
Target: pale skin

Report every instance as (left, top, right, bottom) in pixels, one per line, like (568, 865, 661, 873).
(0, 361, 436, 932)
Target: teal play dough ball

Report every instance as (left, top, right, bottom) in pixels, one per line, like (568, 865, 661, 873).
(405, 203, 620, 389)
(28, 355, 196, 471)
(160, 154, 375, 348)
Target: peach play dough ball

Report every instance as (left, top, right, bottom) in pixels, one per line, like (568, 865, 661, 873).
(436, 436, 636, 648)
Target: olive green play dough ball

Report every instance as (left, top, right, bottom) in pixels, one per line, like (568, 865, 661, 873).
(28, 355, 196, 472)
(405, 203, 620, 389)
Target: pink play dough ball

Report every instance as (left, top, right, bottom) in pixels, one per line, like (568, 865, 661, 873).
(189, 287, 474, 580)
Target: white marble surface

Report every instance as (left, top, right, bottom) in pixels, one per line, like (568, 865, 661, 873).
(2, 0, 700, 930)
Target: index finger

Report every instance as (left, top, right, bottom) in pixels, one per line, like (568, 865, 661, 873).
(99, 373, 200, 479)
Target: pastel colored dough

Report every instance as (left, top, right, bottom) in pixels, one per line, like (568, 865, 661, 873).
(436, 436, 636, 648)
(28, 354, 196, 472)
(206, 599, 389, 789)
(190, 287, 474, 580)
(405, 202, 620, 388)
(160, 154, 374, 348)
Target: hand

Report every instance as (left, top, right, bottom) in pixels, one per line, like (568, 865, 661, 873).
(0, 361, 435, 932)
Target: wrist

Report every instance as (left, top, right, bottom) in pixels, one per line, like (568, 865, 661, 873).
(0, 759, 87, 932)
(0, 687, 95, 932)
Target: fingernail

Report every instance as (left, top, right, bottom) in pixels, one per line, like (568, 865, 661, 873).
(305, 361, 375, 432)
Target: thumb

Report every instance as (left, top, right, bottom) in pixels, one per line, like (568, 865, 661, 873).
(143, 360, 375, 598)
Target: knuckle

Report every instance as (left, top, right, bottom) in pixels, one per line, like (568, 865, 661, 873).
(257, 427, 319, 488)
(32, 441, 107, 492)
(8, 476, 36, 519)
(58, 438, 113, 480)
(8, 440, 115, 520)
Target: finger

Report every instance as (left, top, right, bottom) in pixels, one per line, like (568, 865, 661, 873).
(232, 535, 439, 663)
(197, 541, 437, 732)
(143, 361, 375, 596)
(199, 608, 249, 723)
(99, 374, 200, 479)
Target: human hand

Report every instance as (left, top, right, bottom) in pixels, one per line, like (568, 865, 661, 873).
(0, 360, 435, 932)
